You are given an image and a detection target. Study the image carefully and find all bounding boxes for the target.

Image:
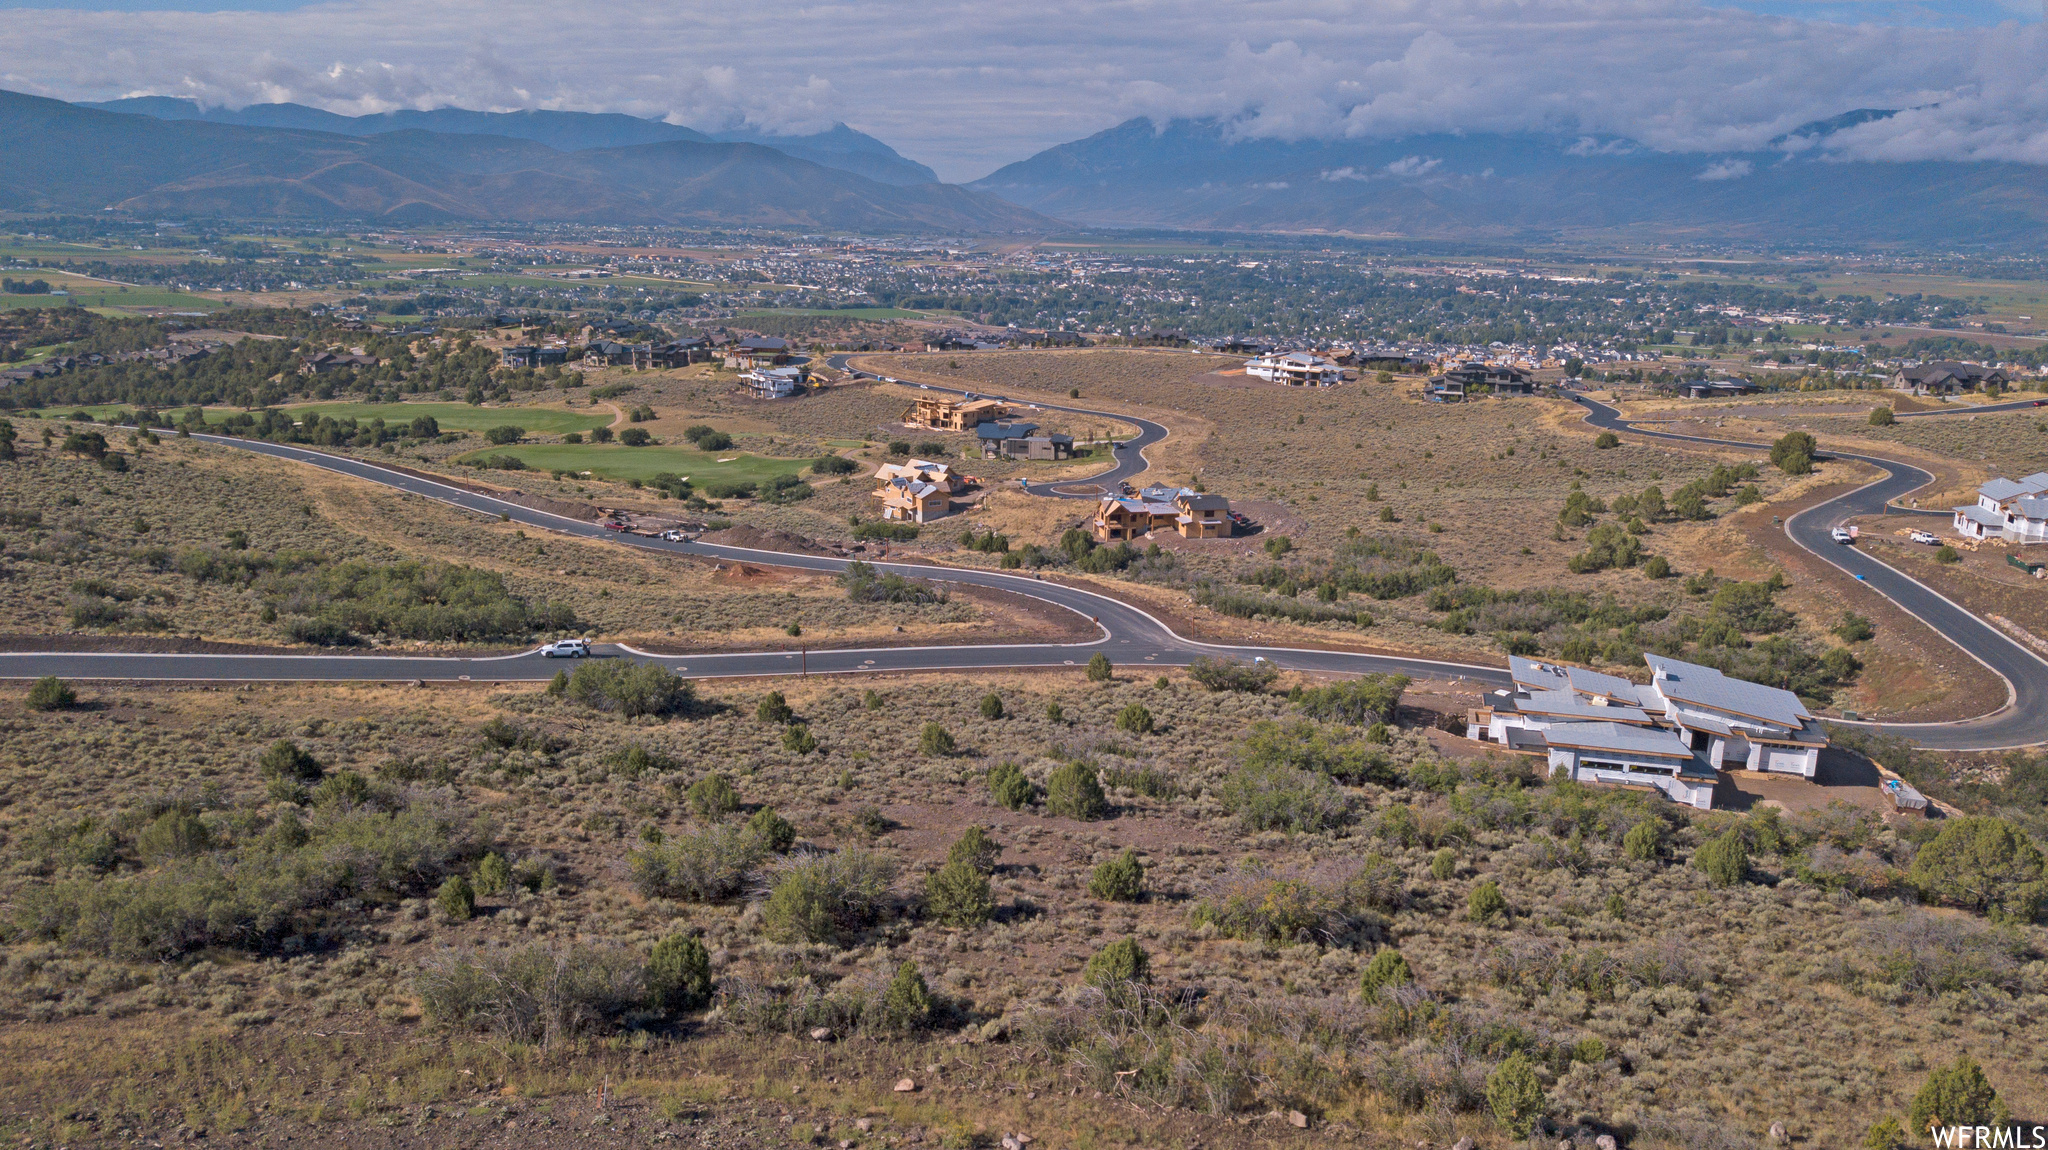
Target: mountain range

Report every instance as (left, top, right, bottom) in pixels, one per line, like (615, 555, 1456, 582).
(78, 96, 941, 186)
(969, 116, 2048, 246)
(0, 90, 1047, 232)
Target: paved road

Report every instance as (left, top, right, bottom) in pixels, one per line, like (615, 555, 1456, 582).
(1897, 396, 2048, 418)
(0, 429, 1510, 694)
(827, 353, 1170, 497)
(1580, 395, 2048, 749)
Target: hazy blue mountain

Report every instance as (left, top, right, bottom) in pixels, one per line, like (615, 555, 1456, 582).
(970, 116, 2048, 245)
(79, 96, 936, 185)
(4, 90, 1053, 231)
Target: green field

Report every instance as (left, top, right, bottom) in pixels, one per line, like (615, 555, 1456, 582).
(279, 401, 611, 434)
(457, 442, 811, 487)
(1, 289, 224, 312)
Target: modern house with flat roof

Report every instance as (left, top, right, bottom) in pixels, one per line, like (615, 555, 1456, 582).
(1954, 472, 2048, 544)
(740, 366, 808, 399)
(1466, 653, 1829, 809)
(1245, 351, 1344, 386)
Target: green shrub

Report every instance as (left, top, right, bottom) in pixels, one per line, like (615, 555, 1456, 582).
(1865, 1117, 1906, 1150)
(1593, 430, 1620, 449)
(946, 825, 1001, 874)
(1908, 816, 2046, 922)
(880, 961, 936, 1031)
(1045, 761, 1107, 820)
(1358, 947, 1413, 1000)
(472, 852, 511, 896)
(483, 425, 524, 445)
(417, 943, 643, 1047)
(762, 849, 896, 944)
(1088, 849, 1145, 902)
(686, 774, 740, 820)
(646, 933, 713, 1013)
(1083, 938, 1150, 988)
(811, 454, 859, 475)
(1186, 656, 1278, 693)
(627, 823, 765, 902)
(1114, 702, 1154, 734)
(782, 724, 818, 755)
(137, 809, 212, 862)
(1217, 761, 1350, 833)
(565, 661, 694, 717)
(24, 676, 76, 712)
(1293, 673, 1408, 726)
(918, 721, 956, 756)
(1835, 612, 1876, 643)
(988, 762, 1034, 810)
(258, 739, 324, 783)
(1486, 1052, 1547, 1136)
(1909, 1055, 2006, 1134)
(1771, 430, 1817, 475)
(1429, 848, 1456, 880)
(1623, 820, 1661, 862)
(1694, 830, 1749, 887)
(1644, 555, 1672, 579)
(1869, 405, 1896, 427)
(746, 808, 796, 854)
(1045, 701, 1063, 722)
(1086, 653, 1112, 681)
(1468, 879, 1509, 924)
(437, 875, 477, 922)
(979, 693, 1005, 719)
(757, 691, 794, 724)
(924, 859, 994, 927)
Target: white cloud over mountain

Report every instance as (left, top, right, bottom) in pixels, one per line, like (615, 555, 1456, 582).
(0, 0, 2042, 180)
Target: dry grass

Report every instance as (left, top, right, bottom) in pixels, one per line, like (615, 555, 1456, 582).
(0, 669, 2037, 1147)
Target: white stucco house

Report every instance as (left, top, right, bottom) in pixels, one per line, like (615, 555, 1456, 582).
(1245, 351, 1344, 386)
(1466, 654, 1829, 809)
(1953, 472, 2048, 544)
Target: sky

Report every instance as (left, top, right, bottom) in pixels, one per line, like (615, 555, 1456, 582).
(0, 0, 2043, 181)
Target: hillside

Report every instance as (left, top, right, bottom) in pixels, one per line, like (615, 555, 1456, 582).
(0, 90, 1051, 231)
(970, 117, 2048, 245)
(80, 95, 940, 185)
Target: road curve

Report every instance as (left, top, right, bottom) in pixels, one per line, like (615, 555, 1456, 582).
(1579, 395, 2048, 749)
(0, 430, 1510, 695)
(827, 353, 1170, 497)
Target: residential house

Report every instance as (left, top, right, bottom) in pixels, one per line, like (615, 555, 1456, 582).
(1214, 337, 1270, 356)
(648, 337, 712, 367)
(1092, 486, 1233, 541)
(1893, 361, 2010, 395)
(1245, 351, 1344, 386)
(1429, 362, 1534, 401)
(909, 394, 1010, 432)
(974, 420, 1074, 460)
(582, 340, 642, 368)
(301, 350, 380, 374)
(1954, 472, 2048, 544)
(873, 458, 962, 493)
(872, 476, 951, 523)
(500, 346, 540, 368)
(1465, 654, 1829, 809)
(1683, 379, 1759, 399)
(723, 336, 791, 369)
(740, 366, 808, 399)
(1135, 328, 1189, 347)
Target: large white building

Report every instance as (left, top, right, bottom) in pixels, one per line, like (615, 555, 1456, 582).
(1953, 472, 2048, 545)
(1245, 351, 1343, 386)
(1467, 654, 1829, 809)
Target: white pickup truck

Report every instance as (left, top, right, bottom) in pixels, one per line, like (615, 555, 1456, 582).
(539, 639, 591, 658)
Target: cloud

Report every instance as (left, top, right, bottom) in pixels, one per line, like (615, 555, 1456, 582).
(1384, 155, 1442, 177)
(0, 0, 2044, 180)
(1698, 158, 1755, 179)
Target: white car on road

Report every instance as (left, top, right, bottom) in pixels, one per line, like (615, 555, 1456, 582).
(1831, 528, 1856, 544)
(1909, 530, 1940, 545)
(539, 639, 591, 658)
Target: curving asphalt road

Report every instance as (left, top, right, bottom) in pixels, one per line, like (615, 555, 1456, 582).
(0, 428, 1509, 694)
(826, 353, 1170, 497)
(1579, 396, 2048, 749)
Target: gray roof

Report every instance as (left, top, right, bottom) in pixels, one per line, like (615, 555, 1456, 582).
(1508, 655, 1644, 704)
(1178, 493, 1229, 511)
(975, 421, 1041, 440)
(1956, 504, 2006, 527)
(1542, 721, 1694, 761)
(1517, 690, 1651, 724)
(2013, 496, 2048, 521)
(1980, 473, 2048, 501)
(1645, 653, 1812, 729)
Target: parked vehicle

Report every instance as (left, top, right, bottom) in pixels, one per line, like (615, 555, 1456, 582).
(601, 521, 626, 531)
(660, 528, 691, 542)
(1831, 527, 1856, 544)
(1909, 530, 1940, 545)
(539, 639, 591, 658)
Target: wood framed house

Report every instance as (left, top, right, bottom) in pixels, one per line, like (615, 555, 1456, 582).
(1465, 653, 1828, 809)
(874, 459, 962, 494)
(910, 395, 1010, 432)
(1954, 472, 2048, 544)
(1092, 487, 1233, 541)
(872, 476, 950, 523)
(724, 336, 791, 369)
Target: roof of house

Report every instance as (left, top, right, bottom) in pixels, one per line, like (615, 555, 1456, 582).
(1541, 721, 1695, 761)
(1516, 690, 1653, 725)
(975, 420, 1041, 440)
(1177, 492, 1229, 511)
(1901, 361, 2006, 383)
(1957, 504, 2007, 526)
(1508, 656, 1645, 704)
(1645, 653, 1811, 728)
(735, 336, 788, 352)
(1980, 472, 2048, 502)
(2012, 496, 2048, 521)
